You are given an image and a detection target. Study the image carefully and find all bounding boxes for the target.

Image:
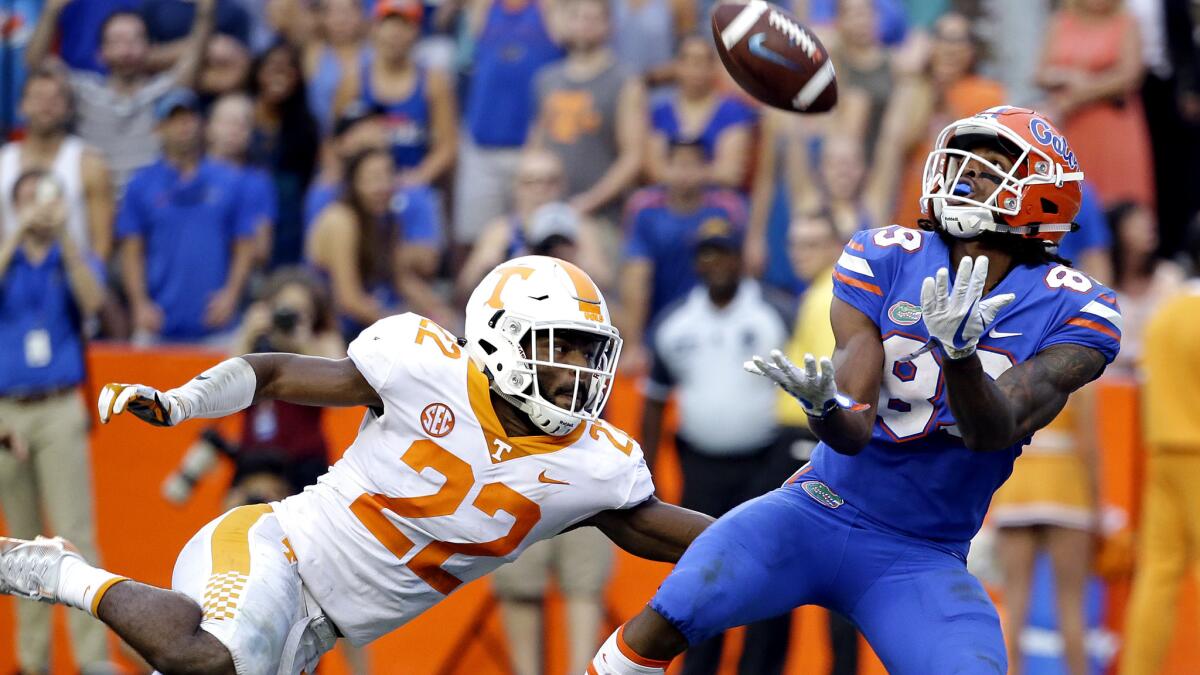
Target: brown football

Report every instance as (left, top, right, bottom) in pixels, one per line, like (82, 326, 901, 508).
(711, 0, 837, 113)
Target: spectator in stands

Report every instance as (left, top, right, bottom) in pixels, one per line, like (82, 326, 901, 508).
(529, 0, 647, 225)
(826, 0, 894, 159)
(1119, 227, 1200, 674)
(0, 170, 110, 675)
(620, 140, 746, 371)
(448, 0, 563, 258)
(306, 147, 448, 336)
(456, 148, 610, 297)
(350, 0, 458, 186)
(117, 89, 258, 345)
(890, 11, 1006, 227)
(197, 34, 253, 105)
(610, 0, 694, 86)
(1105, 201, 1183, 375)
(775, 208, 860, 675)
(493, 523, 614, 675)
(226, 267, 343, 504)
(641, 217, 791, 675)
(248, 41, 320, 266)
(25, 0, 216, 197)
(0, 0, 44, 137)
(302, 0, 367, 135)
(305, 102, 389, 226)
(207, 93, 278, 265)
(0, 69, 115, 262)
(489, 207, 615, 674)
(140, 0, 252, 50)
(52, 0, 139, 74)
(1038, 0, 1154, 208)
(992, 398, 1100, 675)
(644, 35, 757, 191)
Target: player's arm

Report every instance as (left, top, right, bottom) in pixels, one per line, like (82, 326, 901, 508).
(586, 497, 714, 563)
(942, 344, 1106, 453)
(98, 354, 381, 427)
(747, 297, 883, 456)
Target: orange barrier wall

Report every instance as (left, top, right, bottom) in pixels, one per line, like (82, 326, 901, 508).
(0, 345, 1194, 674)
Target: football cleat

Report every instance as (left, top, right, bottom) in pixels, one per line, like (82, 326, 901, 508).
(0, 535, 82, 604)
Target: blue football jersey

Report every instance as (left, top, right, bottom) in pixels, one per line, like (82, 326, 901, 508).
(811, 225, 1122, 546)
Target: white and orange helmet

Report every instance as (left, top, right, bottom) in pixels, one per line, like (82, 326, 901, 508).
(464, 256, 621, 436)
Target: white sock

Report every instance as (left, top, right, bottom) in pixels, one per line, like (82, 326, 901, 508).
(56, 555, 128, 616)
(587, 627, 670, 675)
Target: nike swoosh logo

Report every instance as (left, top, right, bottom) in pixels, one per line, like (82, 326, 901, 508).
(538, 470, 570, 486)
(988, 329, 1022, 339)
(748, 33, 800, 72)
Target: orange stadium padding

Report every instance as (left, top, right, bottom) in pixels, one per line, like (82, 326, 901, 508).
(0, 344, 1195, 674)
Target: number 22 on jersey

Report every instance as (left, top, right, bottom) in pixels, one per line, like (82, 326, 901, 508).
(350, 439, 541, 596)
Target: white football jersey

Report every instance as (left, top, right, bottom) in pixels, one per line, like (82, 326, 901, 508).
(272, 313, 655, 645)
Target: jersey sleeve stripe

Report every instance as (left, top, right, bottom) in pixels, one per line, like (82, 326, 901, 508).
(1097, 292, 1119, 306)
(1066, 317, 1121, 341)
(833, 270, 883, 296)
(848, 240, 865, 252)
(837, 251, 875, 278)
(1081, 300, 1123, 332)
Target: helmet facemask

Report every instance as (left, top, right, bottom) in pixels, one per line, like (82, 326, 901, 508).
(478, 310, 622, 436)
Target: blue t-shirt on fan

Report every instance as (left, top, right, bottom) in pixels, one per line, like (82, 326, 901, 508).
(116, 158, 258, 340)
(0, 245, 102, 395)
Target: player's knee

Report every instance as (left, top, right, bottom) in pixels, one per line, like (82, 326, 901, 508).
(147, 631, 236, 675)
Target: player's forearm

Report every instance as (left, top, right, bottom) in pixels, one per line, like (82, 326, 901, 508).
(594, 500, 713, 563)
(808, 408, 873, 455)
(940, 353, 1019, 452)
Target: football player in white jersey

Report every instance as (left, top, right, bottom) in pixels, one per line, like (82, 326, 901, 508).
(0, 256, 714, 675)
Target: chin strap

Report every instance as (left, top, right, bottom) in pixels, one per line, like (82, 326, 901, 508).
(495, 389, 580, 437)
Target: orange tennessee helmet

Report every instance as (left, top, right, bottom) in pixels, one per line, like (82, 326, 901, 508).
(920, 106, 1084, 244)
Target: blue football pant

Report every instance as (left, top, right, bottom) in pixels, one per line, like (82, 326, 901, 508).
(650, 480, 1006, 675)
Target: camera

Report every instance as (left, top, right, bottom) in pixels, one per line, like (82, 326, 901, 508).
(272, 307, 301, 334)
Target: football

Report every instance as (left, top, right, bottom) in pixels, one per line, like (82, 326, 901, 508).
(711, 0, 838, 113)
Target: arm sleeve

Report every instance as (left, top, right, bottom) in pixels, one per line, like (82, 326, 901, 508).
(830, 228, 895, 325)
(1040, 290, 1122, 365)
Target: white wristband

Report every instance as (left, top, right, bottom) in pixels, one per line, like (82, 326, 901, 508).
(166, 357, 257, 423)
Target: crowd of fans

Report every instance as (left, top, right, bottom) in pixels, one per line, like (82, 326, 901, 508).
(2, 0, 1200, 673)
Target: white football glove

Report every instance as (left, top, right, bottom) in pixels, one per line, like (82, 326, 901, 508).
(97, 383, 185, 427)
(745, 350, 857, 419)
(919, 256, 1016, 360)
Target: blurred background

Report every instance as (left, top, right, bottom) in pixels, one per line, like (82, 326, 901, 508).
(1, 0, 1199, 673)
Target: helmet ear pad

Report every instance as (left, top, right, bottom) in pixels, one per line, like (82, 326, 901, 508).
(475, 310, 536, 396)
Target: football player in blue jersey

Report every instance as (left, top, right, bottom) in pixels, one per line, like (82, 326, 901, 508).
(587, 106, 1123, 675)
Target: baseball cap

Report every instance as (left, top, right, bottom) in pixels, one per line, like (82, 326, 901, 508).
(525, 202, 580, 249)
(693, 215, 743, 251)
(155, 88, 201, 122)
(334, 100, 386, 137)
(374, 0, 424, 22)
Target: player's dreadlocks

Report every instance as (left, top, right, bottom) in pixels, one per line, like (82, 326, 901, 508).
(918, 218, 1075, 269)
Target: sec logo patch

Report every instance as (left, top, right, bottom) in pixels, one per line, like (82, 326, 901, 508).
(420, 402, 455, 437)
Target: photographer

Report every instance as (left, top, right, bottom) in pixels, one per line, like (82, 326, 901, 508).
(164, 267, 343, 511)
(0, 170, 112, 673)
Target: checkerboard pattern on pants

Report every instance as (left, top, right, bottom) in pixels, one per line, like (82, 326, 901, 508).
(203, 571, 249, 621)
